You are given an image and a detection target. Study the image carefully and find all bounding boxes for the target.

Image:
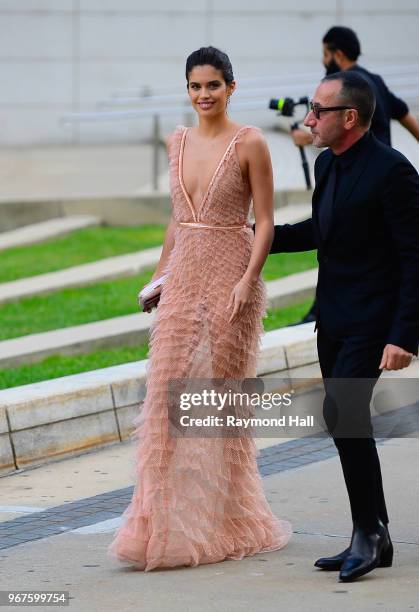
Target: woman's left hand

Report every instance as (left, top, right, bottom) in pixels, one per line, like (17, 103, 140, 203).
(227, 278, 257, 324)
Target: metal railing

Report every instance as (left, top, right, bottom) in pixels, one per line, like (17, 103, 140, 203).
(109, 63, 419, 99)
(61, 65, 419, 191)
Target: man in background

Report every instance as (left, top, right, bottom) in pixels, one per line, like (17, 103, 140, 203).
(293, 25, 419, 148)
(293, 26, 419, 324)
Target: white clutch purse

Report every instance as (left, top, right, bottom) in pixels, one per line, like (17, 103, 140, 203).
(138, 274, 168, 311)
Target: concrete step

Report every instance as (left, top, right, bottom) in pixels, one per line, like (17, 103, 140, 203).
(0, 188, 312, 233)
(267, 269, 317, 309)
(0, 322, 319, 474)
(0, 215, 101, 251)
(1, 319, 416, 476)
(0, 247, 163, 304)
(273, 203, 311, 225)
(0, 203, 311, 304)
(0, 269, 317, 368)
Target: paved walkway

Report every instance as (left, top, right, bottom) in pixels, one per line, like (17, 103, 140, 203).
(3, 397, 419, 550)
(0, 144, 160, 203)
(0, 433, 417, 611)
(0, 130, 316, 203)
(0, 122, 417, 206)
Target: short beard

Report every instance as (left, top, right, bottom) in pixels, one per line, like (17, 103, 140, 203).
(325, 59, 341, 75)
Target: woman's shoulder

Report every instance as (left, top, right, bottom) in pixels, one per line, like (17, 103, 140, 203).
(236, 123, 262, 134)
(166, 125, 187, 150)
(235, 124, 265, 142)
(235, 125, 268, 154)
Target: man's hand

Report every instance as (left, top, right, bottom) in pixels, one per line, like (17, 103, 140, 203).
(291, 128, 313, 147)
(379, 344, 413, 370)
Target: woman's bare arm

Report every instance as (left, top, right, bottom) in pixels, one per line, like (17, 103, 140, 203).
(241, 129, 274, 284)
(227, 129, 274, 323)
(150, 132, 178, 280)
(150, 215, 177, 280)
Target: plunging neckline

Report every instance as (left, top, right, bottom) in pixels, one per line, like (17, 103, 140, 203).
(178, 125, 247, 222)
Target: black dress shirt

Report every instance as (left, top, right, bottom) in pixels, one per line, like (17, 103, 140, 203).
(318, 131, 371, 239)
(333, 130, 371, 202)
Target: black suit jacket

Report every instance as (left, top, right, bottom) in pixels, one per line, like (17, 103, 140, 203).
(270, 132, 419, 354)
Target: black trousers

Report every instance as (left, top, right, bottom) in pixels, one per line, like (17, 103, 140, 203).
(317, 328, 389, 529)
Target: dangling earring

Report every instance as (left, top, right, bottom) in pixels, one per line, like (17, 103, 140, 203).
(226, 95, 231, 115)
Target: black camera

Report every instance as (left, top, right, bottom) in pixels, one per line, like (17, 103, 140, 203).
(269, 96, 309, 117)
(268, 96, 312, 189)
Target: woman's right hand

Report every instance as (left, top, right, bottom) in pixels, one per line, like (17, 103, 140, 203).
(227, 277, 257, 324)
(138, 285, 162, 312)
(138, 273, 166, 312)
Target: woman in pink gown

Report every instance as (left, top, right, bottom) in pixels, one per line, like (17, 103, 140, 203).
(107, 46, 292, 571)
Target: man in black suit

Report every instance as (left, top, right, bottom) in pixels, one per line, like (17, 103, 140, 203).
(294, 25, 419, 325)
(257, 70, 419, 582)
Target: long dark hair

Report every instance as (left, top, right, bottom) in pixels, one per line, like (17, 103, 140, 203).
(185, 46, 234, 85)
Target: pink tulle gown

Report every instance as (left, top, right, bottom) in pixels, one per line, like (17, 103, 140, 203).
(107, 124, 292, 571)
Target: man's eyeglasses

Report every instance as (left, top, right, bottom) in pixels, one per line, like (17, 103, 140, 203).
(309, 101, 357, 120)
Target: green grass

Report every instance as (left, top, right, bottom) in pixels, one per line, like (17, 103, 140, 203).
(0, 224, 166, 283)
(0, 270, 154, 341)
(264, 298, 313, 331)
(0, 225, 316, 285)
(0, 299, 313, 390)
(0, 345, 151, 390)
(0, 252, 316, 342)
(262, 251, 317, 281)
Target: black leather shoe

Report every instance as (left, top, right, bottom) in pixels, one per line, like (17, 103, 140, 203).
(339, 520, 393, 582)
(315, 524, 393, 572)
(314, 547, 350, 571)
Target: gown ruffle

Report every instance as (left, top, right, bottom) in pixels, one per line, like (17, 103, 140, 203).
(107, 125, 292, 571)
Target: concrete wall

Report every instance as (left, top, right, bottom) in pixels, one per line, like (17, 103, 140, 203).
(1, 0, 418, 146)
(0, 324, 320, 475)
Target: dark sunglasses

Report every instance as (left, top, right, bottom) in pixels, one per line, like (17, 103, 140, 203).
(310, 100, 357, 120)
